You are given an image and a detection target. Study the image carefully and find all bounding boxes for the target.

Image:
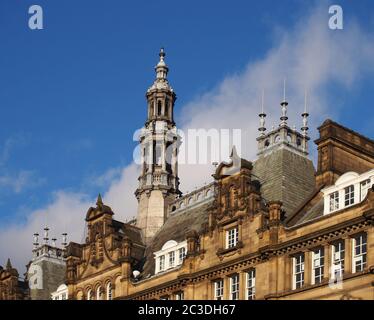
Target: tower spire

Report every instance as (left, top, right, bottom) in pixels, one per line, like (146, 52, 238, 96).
(136, 49, 181, 244)
(280, 78, 288, 127)
(258, 89, 266, 135)
(6, 258, 12, 270)
(96, 193, 103, 206)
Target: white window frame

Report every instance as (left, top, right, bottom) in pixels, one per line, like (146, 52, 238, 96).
(169, 251, 175, 268)
(175, 291, 184, 300)
(178, 247, 186, 264)
(159, 255, 165, 272)
(214, 279, 224, 300)
(311, 248, 324, 285)
(360, 179, 371, 201)
(96, 286, 103, 300)
(344, 185, 355, 207)
(226, 227, 239, 249)
(229, 274, 239, 300)
(246, 269, 256, 300)
(331, 241, 345, 279)
(292, 253, 305, 290)
(106, 282, 112, 300)
(329, 191, 339, 212)
(87, 289, 92, 300)
(352, 234, 367, 273)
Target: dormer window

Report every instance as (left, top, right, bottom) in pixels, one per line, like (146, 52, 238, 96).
(360, 179, 371, 200)
(159, 255, 165, 271)
(344, 185, 354, 206)
(154, 240, 187, 274)
(323, 169, 374, 215)
(168, 251, 175, 268)
(329, 191, 339, 212)
(178, 247, 186, 264)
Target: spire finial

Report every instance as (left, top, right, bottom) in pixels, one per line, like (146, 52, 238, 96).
(230, 145, 238, 158)
(6, 258, 12, 270)
(155, 47, 168, 80)
(159, 47, 165, 61)
(280, 78, 288, 127)
(96, 193, 103, 206)
(258, 89, 267, 134)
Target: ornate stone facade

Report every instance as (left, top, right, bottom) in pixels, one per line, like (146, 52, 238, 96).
(0, 259, 28, 300)
(64, 50, 374, 300)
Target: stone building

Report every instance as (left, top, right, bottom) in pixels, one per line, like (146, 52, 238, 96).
(0, 259, 28, 300)
(65, 49, 374, 300)
(26, 229, 67, 300)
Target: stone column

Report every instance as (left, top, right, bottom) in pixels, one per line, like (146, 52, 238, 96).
(239, 272, 246, 300)
(344, 236, 353, 274)
(304, 250, 312, 286)
(323, 243, 331, 280)
(367, 226, 374, 268)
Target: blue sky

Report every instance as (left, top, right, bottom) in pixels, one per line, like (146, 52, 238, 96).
(0, 0, 374, 268)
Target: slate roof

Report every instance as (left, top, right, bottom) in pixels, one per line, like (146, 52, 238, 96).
(111, 219, 143, 244)
(141, 201, 211, 277)
(252, 148, 316, 217)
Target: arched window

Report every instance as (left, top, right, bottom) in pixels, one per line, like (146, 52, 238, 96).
(158, 101, 162, 116)
(165, 99, 169, 117)
(87, 289, 92, 300)
(106, 282, 112, 300)
(96, 286, 103, 300)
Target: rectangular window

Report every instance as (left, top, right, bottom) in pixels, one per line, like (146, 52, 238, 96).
(332, 241, 345, 279)
(230, 274, 239, 300)
(175, 291, 184, 300)
(159, 255, 165, 271)
(214, 279, 224, 300)
(312, 248, 324, 285)
(178, 247, 186, 264)
(344, 185, 355, 206)
(292, 253, 305, 289)
(360, 179, 371, 201)
(169, 251, 175, 268)
(226, 227, 239, 249)
(353, 234, 367, 273)
(246, 269, 256, 300)
(329, 191, 339, 212)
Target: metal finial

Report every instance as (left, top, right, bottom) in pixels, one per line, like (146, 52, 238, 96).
(62, 233, 68, 247)
(43, 226, 49, 244)
(259, 89, 267, 134)
(301, 89, 309, 136)
(159, 47, 165, 60)
(280, 79, 288, 127)
(33, 233, 39, 249)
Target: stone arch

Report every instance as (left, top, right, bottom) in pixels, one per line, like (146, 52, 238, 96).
(76, 290, 84, 300)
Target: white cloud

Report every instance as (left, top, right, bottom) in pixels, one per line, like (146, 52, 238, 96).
(177, 5, 374, 192)
(1, 4, 374, 272)
(0, 170, 46, 194)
